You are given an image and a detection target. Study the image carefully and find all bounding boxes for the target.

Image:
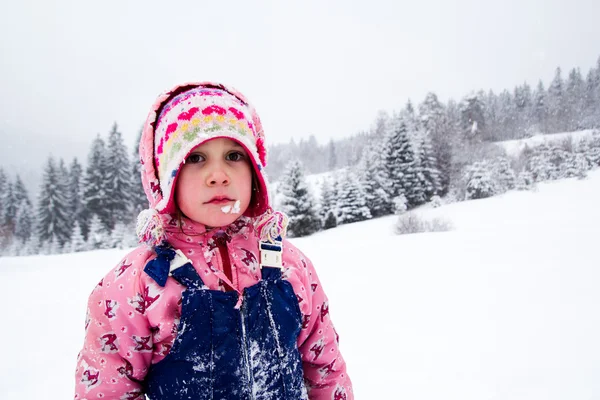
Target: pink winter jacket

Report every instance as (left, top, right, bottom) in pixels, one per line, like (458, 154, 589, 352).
(74, 217, 353, 399)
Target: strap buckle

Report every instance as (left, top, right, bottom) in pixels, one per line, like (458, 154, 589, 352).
(260, 239, 283, 269)
(169, 249, 191, 275)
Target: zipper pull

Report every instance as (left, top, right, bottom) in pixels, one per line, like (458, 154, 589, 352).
(234, 293, 244, 310)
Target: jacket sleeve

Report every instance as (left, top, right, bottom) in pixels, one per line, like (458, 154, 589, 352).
(292, 249, 354, 400)
(74, 250, 154, 400)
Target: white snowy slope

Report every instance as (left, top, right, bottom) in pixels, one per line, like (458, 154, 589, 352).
(1, 171, 600, 399)
(495, 129, 598, 157)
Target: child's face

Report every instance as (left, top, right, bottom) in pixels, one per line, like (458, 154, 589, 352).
(175, 138, 253, 228)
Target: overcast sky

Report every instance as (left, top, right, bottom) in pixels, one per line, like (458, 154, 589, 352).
(1, 0, 599, 192)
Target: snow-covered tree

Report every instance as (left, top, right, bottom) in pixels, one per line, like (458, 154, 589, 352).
(547, 67, 567, 132)
(327, 139, 337, 170)
(2, 180, 16, 236)
(87, 214, 109, 250)
(105, 123, 132, 229)
(382, 116, 423, 207)
(68, 158, 85, 231)
(358, 140, 393, 217)
(82, 134, 110, 237)
(492, 157, 516, 193)
(131, 128, 148, 216)
(419, 92, 452, 195)
(565, 67, 585, 130)
(319, 179, 337, 226)
(562, 152, 588, 179)
(516, 171, 535, 190)
(109, 222, 131, 249)
(36, 156, 71, 246)
(460, 93, 486, 143)
(14, 201, 34, 243)
(393, 194, 408, 215)
(69, 221, 86, 253)
(464, 161, 497, 200)
(337, 171, 371, 225)
(279, 160, 321, 237)
(21, 234, 40, 256)
(416, 135, 442, 200)
(532, 80, 548, 133)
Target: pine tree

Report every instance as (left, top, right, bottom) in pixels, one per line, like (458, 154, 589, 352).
(87, 214, 109, 250)
(14, 200, 34, 243)
(105, 123, 132, 229)
(566, 68, 585, 130)
(497, 90, 517, 140)
(416, 135, 442, 201)
(492, 157, 516, 193)
(2, 180, 16, 236)
(82, 134, 110, 237)
(279, 160, 321, 237)
(131, 128, 148, 216)
(419, 92, 452, 195)
(337, 171, 371, 225)
(319, 179, 336, 224)
(68, 158, 85, 231)
(532, 80, 548, 133)
(514, 82, 533, 137)
(460, 93, 486, 143)
(548, 67, 567, 133)
(69, 221, 86, 253)
(21, 234, 40, 256)
(382, 117, 422, 207)
(0, 168, 7, 238)
(36, 156, 71, 246)
(358, 140, 393, 217)
(327, 139, 337, 170)
(465, 161, 497, 200)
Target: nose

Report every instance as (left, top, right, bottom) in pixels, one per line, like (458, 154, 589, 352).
(206, 167, 230, 186)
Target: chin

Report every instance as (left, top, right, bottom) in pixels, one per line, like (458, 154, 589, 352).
(202, 214, 240, 228)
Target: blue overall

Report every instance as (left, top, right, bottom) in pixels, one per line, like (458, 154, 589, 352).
(142, 245, 308, 399)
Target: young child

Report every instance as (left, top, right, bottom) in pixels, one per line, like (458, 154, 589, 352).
(74, 82, 353, 399)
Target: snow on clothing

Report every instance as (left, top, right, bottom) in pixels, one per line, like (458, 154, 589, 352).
(74, 216, 353, 399)
(75, 81, 352, 398)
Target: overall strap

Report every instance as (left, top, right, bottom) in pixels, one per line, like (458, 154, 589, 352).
(259, 236, 283, 281)
(144, 243, 205, 290)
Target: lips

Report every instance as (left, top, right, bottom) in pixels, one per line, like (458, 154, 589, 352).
(206, 196, 233, 204)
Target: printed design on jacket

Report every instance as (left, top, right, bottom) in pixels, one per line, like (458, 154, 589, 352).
(114, 260, 132, 280)
(321, 300, 330, 322)
(99, 332, 119, 353)
(79, 361, 100, 392)
(132, 335, 153, 352)
(240, 247, 258, 272)
(116, 359, 134, 378)
(309, 338, 326, 360)
(127, 284, 161, 315)
(104, 300, 119, 319)
(333, 385, 348, 400)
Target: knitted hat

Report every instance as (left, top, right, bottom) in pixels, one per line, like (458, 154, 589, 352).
(136, 82, 287, 246)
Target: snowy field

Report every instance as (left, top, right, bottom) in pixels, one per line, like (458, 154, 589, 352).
(495, 129, 598, 157)
(1, 170, 600, 399)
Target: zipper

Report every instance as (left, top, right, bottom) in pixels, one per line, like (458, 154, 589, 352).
(239, 299, 255, 399)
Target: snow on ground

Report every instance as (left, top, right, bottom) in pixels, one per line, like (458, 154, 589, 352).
(1, 171, 600, 399)
(495, 129, 598, 157)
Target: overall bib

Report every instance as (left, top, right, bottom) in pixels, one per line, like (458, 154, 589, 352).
(142, 243, 309, 399)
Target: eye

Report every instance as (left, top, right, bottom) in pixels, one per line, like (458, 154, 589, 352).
(226, 151, 245, 162)
(185, 153, 204, 164)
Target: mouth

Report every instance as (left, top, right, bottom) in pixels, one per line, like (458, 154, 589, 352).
(206, 197, 234, 204)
